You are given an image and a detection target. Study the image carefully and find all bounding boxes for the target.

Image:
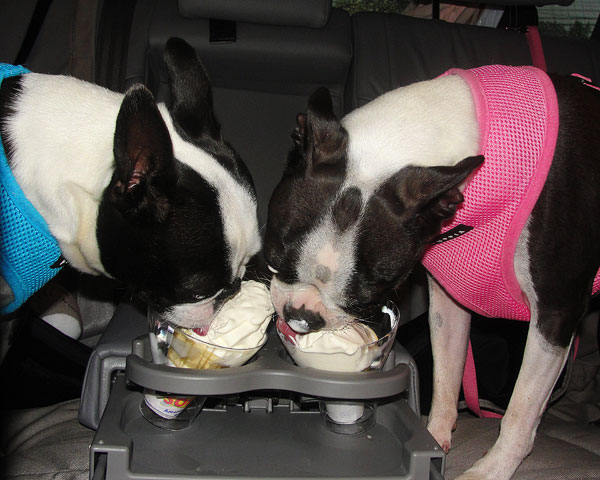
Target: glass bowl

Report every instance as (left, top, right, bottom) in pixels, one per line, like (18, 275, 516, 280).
(164, 323, 268, 369)
(141, 312, 270, 430)
(276, 300, 400, 373)
(276, 301, 400, 434)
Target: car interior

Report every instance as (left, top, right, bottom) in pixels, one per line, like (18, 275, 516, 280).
(1, 0, 599, 479)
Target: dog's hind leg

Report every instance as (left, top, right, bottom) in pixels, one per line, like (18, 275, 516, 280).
(456, 317, 572, 480)
(426, 274, 472, 453)
(456, 226, 580, 480)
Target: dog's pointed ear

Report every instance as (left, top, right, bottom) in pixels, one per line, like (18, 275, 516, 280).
(293, 87, 348, 175)
(292, 112, 307, 148)
(164, 37, 221, 141)
(111, 84, 176, 223)
(398, 155, 484, 219)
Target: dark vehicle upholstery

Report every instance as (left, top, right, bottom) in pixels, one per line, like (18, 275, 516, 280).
(1, 1, 599, 479)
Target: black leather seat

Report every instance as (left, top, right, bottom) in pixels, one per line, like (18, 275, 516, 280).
(125, 0, 352, 228)
(346, 10, 600, 112)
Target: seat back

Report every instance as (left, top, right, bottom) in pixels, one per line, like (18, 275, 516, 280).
(125, 0, 352, 228)
(346, 11, 600, 112)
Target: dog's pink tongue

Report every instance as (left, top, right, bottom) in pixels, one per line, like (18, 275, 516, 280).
(276, 316, 297, 341)
(192, 325, 210, 336)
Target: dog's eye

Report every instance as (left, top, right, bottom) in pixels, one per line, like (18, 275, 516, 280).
(193, 289, 223, 303)
(267, 265, 279, 274)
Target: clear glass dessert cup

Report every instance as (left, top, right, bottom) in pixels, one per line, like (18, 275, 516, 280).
(276, 300, 400, 435)
(147, 308, 269, 368)
(276, 300, 400, 372)
(140, 308, 269, 430)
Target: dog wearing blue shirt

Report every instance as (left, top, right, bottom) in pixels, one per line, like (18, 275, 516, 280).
(0, 38, 260, 330)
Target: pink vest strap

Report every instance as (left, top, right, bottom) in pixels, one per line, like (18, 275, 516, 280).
(429, 66, 599, 418)
(571, 73, 600, 93)
(463, 340, 503, 418)
(526, 26, 547, 72)
(423, 65, 561, 321)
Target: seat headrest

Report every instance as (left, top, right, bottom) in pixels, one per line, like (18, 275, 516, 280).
(178, 0, 331, 28)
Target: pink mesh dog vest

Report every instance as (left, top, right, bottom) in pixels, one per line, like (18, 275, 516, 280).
(422, 65, 600, 321)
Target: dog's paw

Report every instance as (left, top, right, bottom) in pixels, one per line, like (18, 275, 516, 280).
(427, 402, 458, 453)
(455, 448, 520, 480)
(455, 465, 503, 480)
(426, 419, 454, 453)
(455, 461, 500, 480)
(455, 472, 486, 480)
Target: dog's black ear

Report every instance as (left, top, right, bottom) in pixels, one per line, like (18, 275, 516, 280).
(164, 37, 221, 141)
(295, 87, 348, 175)
(292, 113, 307, 148)
(397, 155, 484, 219)
(111, 84, 176, 223)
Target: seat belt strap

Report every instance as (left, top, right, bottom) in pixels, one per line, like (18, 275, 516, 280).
(462, 339, 503, 418)
(525, 26, 547, 72)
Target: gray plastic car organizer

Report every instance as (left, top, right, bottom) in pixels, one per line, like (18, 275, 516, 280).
(84, 303, 444, 480)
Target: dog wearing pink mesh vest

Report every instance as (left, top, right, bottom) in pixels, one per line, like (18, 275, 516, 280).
(264, 65, 600, 479)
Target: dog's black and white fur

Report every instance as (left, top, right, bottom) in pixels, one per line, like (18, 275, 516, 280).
(0, 38, 260, 328)
(264, 72, 600, 479)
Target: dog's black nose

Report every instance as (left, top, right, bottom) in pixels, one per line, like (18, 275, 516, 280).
(283, 303, 326, 333)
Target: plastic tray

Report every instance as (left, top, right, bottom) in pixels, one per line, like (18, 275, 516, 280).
(89, 328, 444, 479)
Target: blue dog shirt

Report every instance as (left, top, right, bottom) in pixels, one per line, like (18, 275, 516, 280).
(0, 63, 63, 315)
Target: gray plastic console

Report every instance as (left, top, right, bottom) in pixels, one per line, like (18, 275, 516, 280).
(79, 302, 149, 429)
(127, 330, 420, 404)
(85, 304, 444, 479)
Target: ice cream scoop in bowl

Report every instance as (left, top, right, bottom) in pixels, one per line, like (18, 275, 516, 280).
(276, 300, 400, 434)
(154, 318, 270, 367)
(276, 300, 400, 373)
(142, 280, 274, 429)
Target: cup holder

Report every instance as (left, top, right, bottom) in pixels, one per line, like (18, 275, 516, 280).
(319, 400, 377, 435)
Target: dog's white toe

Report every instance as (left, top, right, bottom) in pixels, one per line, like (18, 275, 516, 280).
(426, 421, 453, 453)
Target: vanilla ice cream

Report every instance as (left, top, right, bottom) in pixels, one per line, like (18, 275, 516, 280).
(167, 280, 274, 368)
(277, 304, 399, 428)
(144, 280, 274, 421)
(279, 319, 379, 372)
(277, 303, 399, 373)
(197, 279, 274, 349)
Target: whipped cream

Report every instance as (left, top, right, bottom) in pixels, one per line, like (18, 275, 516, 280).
(287, 321, 378, 372)
(185, 280, 274, 349)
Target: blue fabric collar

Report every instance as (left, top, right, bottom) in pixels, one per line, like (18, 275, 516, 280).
(1, 63, 64, 315)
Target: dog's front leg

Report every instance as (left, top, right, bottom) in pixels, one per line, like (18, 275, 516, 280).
(426, 275, 471, 453)
(456, 318, 571, 480)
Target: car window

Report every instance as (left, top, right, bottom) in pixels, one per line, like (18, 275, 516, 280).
(333, 0, 407, 15)
(538, 0, 599, 39)
(334, 0, 599, 40)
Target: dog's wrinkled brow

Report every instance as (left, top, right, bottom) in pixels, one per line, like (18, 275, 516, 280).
(332, 186, 362, 233)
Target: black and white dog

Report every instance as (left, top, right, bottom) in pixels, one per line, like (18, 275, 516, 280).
(264, 67, 599, 480)
(0, 38, 260, 329)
